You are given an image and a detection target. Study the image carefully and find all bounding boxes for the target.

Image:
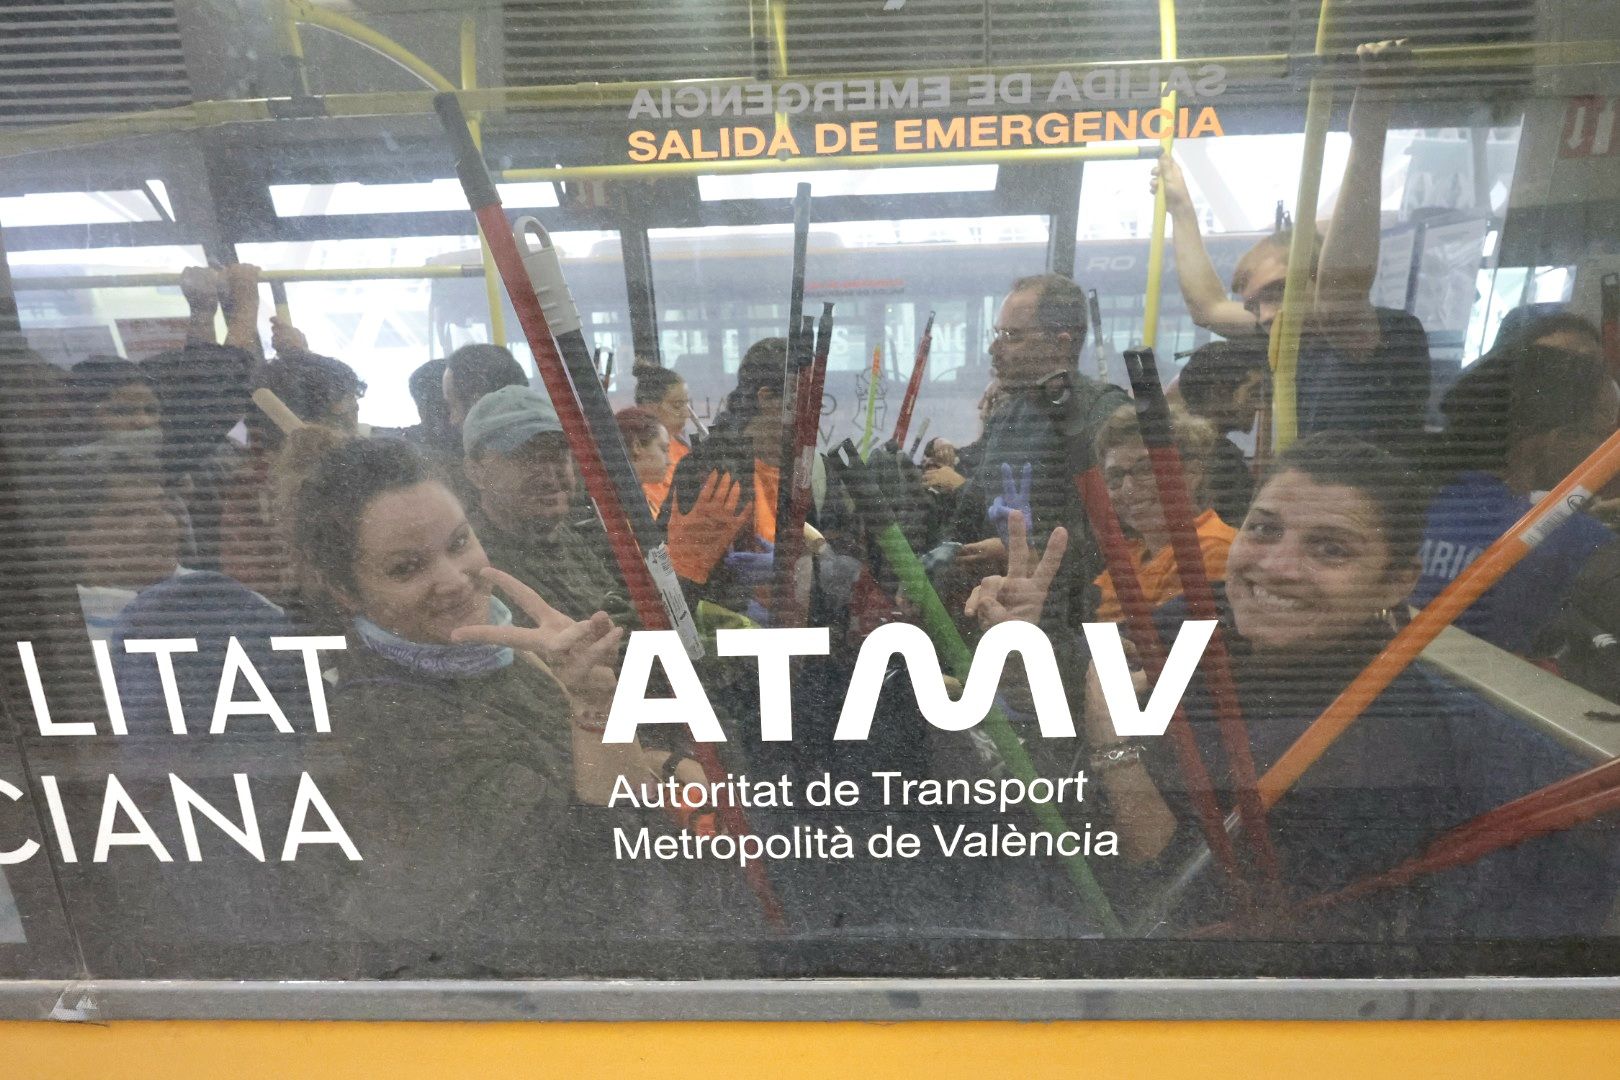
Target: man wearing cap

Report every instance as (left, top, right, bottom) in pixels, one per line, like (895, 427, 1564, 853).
(461, 385, 635, 627)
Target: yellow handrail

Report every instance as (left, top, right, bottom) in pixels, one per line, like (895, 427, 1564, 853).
(279, 2, 507, 347)
(1267, 1, 1340, 452)
(500, 141, 1155, 182)
(461, 12, 508, 348)
(1139, 0, 1179, 349)
(12, 265, 484, 291)
(287, 0, 455, 94)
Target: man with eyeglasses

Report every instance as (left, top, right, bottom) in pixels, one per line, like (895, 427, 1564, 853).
(1149, 40, 1430, 449)
(942, 272, 1128, 633)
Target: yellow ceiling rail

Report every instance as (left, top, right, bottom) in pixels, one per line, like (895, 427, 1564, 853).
(500, 141, 1156, 182)
(286, 0, 455, 95)
(11, 265, 483, 291)
(279, 2, 506, 345)
(1139, 0, 1179, 350)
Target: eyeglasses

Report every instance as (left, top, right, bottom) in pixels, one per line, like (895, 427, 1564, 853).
(988, 325, 1055, 347)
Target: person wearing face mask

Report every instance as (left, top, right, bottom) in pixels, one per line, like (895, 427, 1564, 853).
(970, 436, 1490, 935)
(460, 385, 634, 627)
(1415, 343, 1620, 655)
(291, 437, 711, 974)
(1151, 41, 1431, 449)
(1090, 404, 1234, 623)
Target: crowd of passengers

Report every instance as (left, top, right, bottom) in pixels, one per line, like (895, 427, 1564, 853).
(2, 41, 1619, 975)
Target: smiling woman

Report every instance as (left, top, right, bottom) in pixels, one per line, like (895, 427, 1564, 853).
(1080, 435, 1497, 930)
(282, 437, 714, 974)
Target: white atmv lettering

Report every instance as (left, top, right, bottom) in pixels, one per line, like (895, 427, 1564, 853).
(605, 620, 1218, 743)
(15, 636, 344, 736)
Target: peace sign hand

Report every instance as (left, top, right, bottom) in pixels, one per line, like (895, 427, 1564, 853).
(964, 514, 1068, 628)
(451, 566, 624, 711)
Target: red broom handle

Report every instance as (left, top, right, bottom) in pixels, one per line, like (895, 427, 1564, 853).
(891, 311, 934, 447)
(436, 93, 784, 926)
(1079, 469, 1239, 878)
(1123, 348, 1277, 880)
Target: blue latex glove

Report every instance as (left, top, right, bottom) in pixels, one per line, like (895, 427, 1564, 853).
(723, 538, 776, 586)
(986, 461, 1033, 545)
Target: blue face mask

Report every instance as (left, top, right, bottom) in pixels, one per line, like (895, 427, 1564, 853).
(353, 596, 515, 678)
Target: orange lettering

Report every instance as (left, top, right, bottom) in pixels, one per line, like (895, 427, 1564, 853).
(659, 129, 691, 160)
(815, 123, 847, 154)
(767, 125, 802, 158)
(1188, 106, 1223, 138)
(925, 116, 965, 149)
(1105, 110, 1138, 141)
(1073, 112, 1101, 143)
(628, 130, 658, 162)
(894, 118, 922, 151)
(1001, 114, 1033, 147)
(969, 114, 997, 148)
(850, 120, 878, 153)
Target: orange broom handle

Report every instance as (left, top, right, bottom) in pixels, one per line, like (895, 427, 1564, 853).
(1260, 427, 1620, 808)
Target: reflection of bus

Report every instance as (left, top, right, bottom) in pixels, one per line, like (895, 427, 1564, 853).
(429, 221, 1492, 446)
(428, 230, 1274, 447)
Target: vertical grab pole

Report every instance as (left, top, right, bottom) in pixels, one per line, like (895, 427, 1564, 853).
(1267, 0, 1339, 453)
(770, 185, 812, 623)
(1140, 0, 1180, 349)
(461, 13, 508, 349)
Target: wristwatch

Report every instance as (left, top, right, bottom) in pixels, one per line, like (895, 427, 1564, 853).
(1088, 742, 1146, 775)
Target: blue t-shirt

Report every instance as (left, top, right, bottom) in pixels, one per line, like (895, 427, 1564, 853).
(1411, 471, 1616, 654)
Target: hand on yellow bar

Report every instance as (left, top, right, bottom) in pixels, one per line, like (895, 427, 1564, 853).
(1149, 154, 1193, 217)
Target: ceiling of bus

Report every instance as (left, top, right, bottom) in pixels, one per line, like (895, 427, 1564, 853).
(1, 0, 1543, 131)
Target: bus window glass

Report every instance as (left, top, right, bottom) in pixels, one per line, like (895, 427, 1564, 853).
(1, 0, 1620, 998)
